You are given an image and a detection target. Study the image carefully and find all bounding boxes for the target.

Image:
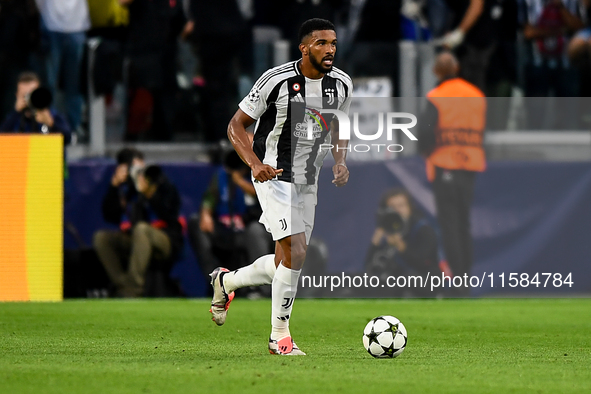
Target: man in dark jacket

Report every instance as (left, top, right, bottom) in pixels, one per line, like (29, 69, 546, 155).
(94, 157, 183, 297)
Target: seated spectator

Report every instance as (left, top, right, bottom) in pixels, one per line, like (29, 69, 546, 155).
(188, 150, 272, 295)
(365, 188, 440, 295)
(0, 72, 71, 144)
(94, 161, 183, 297)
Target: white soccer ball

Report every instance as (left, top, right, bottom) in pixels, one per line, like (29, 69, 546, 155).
(362, 315, 407, 358)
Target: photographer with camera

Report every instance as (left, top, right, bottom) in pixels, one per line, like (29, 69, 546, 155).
(365, 188, 440, 296)
(98, 147, 145, 229)
(0, 72, 71, 144)
(94, 162, 183, 297)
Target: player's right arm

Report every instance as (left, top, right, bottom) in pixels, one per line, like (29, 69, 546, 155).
(227, 109, 282, 182)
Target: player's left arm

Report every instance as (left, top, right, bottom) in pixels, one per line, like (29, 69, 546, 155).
(330, 118, 349, 187)
(331, 80, 353, 187)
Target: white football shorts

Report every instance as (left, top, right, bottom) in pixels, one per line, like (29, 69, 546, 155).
(253, 179, 317, 244)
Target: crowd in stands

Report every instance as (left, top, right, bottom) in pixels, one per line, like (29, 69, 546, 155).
(0, 0, 590, 142)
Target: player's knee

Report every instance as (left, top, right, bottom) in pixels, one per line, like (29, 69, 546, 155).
(93, 230, 109, 248)
(289, 246, 307, 269)
(133, 222, 151, 236)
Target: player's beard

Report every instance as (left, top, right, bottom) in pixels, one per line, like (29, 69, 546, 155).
(310, 53, 333, 74)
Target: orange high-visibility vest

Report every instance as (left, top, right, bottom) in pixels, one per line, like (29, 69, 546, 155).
(425, 78, 486, 181)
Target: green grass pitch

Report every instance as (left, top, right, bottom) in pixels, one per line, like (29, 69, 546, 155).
(1, 298, 590, 393)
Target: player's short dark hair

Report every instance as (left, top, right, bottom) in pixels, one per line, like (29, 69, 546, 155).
(298, 18, 335, 43)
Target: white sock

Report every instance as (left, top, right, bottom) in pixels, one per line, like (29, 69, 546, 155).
(271, 263, 301, 340)
(223, 254, 277, 294)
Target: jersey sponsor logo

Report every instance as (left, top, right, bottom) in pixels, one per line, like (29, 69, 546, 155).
(294, 121, 322, 139)
(279, 218, 287, 231)
(247, 87, 260, 103)
(292, 83, 301, 91)
(294, 108, 329, 140)
(294, 109, 326, 139)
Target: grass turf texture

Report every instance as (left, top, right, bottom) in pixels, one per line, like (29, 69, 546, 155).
(1, 299, 590, 394)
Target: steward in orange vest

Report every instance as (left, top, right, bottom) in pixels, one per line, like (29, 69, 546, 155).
(417, 52, 486, 294)
(419, 74, 486, 181)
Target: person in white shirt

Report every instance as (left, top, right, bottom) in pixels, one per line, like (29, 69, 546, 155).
(35, 0, 90, 132)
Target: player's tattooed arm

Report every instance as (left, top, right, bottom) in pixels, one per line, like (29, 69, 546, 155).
(330, 118, 349, 187)
(227, 109, 283, 182)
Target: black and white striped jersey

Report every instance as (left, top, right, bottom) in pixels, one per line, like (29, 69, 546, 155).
(239, 60, 353, 185)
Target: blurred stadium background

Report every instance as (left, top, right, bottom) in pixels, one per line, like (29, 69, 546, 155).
(0, 0, 590, 300)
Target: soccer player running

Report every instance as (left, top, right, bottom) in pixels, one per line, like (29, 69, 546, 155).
(209, 18, 353, 355)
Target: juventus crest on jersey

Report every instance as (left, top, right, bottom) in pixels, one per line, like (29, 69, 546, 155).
(239, 60, 353, 185)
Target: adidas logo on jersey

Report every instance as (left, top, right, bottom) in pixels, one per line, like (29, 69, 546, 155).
(290, 93, 304, 103)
